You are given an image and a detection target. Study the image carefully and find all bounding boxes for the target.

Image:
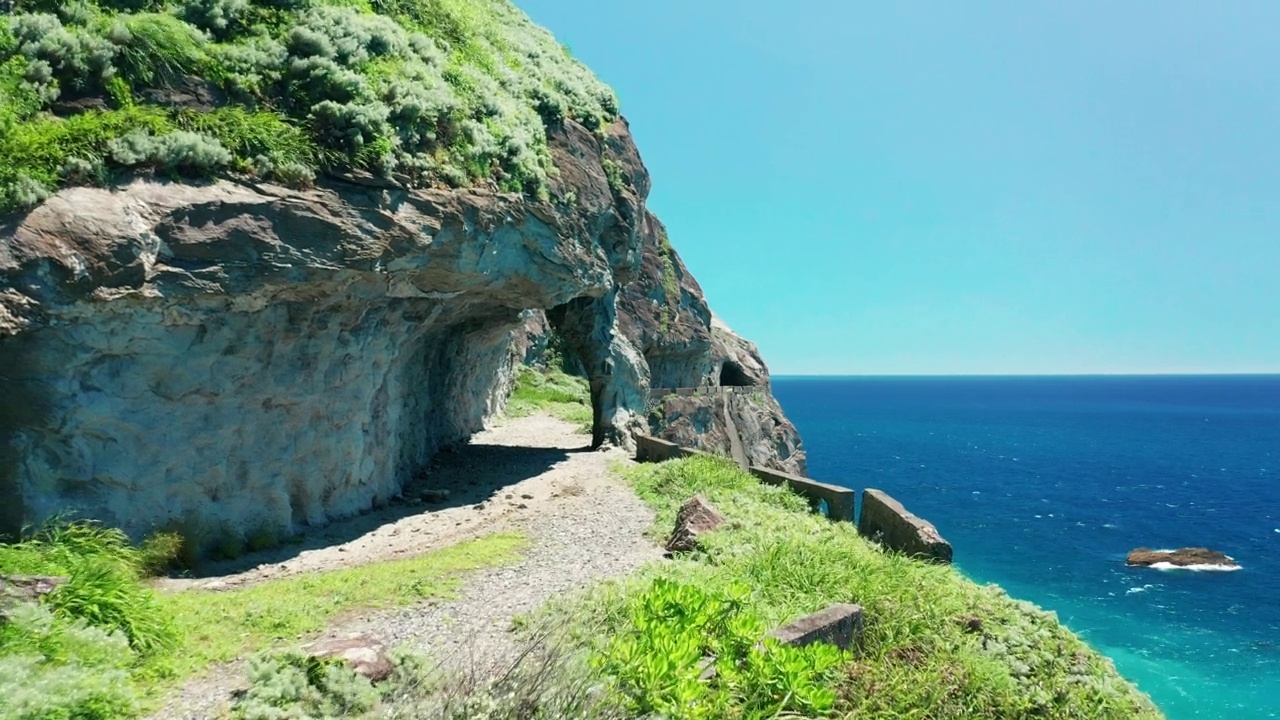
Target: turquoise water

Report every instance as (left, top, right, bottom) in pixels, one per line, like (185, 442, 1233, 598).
(772, 376, 1280, 720)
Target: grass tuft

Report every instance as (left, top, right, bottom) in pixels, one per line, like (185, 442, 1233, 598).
(506, 363, 592, 431)
(1, 519, 527, 714)
(0, 519, 178, 656)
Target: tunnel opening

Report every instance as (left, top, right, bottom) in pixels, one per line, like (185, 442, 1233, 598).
(545, 298, 607, 448)
(719, 360, 754, 387)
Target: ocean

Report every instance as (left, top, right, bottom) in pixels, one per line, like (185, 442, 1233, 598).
(771, 376, 1280, 720)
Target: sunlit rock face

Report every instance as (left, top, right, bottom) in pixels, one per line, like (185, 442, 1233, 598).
(0, 117, 803, 544)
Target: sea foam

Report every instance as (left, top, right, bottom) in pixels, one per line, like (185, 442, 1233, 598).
(1148, 562, 1242, 572)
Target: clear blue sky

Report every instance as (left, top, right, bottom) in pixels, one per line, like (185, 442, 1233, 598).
(517, 1, 1280, 375)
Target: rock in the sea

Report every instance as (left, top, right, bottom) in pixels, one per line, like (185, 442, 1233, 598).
(1126, 547, 1240, 569)
(665, 495, 726, 553)
(303, 634, 393, 683)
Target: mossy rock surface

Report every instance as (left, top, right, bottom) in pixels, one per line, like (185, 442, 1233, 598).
(0, 0, 618, 214)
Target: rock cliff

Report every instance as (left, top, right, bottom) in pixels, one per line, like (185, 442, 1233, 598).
(0, 2, 803, 544)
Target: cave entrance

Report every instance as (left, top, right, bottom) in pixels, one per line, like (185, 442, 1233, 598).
(545, 297, 609, 449)
(719, 360, 754, 387)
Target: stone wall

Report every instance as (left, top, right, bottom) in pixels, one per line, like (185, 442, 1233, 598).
(634, 437, 952, 563)
(858, 489, 953, 563)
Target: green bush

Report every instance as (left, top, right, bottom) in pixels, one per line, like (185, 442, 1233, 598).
(10, 12, 117, 92)
(0, 0, 620, 215)
(0, 604, 140, 720)
(594, 578, 843, 719)
(107, 128, 233, 175)
(179, 0, 251, 39)
(0, 519, 178, 656)
(540, 456, 1165, 720)
(230, 651, 378, 720)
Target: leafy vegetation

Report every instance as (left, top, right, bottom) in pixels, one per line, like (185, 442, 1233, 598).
(594, 578, 845, 719)
(230, 651, 380, 720)
(534, 456, 1165, 720)
(506, 363, 592, 430)
(0, 518, 526, 717)
(0, 0, 619, 214)
(0, 604, 140, 720)
(220, 455, 1163, 720)
(233, 635, 627, 720)
(0, 521, 179, 655)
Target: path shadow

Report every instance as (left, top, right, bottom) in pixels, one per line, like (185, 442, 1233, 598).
(176, 441, 584, 579)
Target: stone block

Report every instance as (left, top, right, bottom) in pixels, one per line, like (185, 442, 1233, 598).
(635, 435, 684, 463)
(858, 489, 952, 563)
(766, 604, 863, 650)
(665, 494, 726, 552)
(750, 466, 855, 522)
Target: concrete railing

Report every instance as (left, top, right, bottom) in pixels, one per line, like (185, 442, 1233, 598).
(649, 386, 745, 398)
(635, 435, 713, 463)
(633, 434, 953, 562)
(858, 489, 953, 563)
(635, 435, 856, 523)
(749, 466, 856, 522)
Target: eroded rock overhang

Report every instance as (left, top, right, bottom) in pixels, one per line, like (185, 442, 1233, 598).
(0, 119, 652, 542)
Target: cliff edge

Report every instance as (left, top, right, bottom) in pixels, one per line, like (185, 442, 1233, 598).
(0, 0, 801, 543)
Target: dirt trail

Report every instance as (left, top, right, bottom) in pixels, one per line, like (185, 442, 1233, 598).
(149, 414, 663, 719)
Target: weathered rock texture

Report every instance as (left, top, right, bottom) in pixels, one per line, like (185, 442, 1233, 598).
(0, 575, 67, 619)
(665, 495, 725, 553)
(303, 634, 393, 683)
(1126, 547, 1239, 569)
(0, 117, 802, 543)
(765, 604, 864, 651)
(859, 489, 953, 564)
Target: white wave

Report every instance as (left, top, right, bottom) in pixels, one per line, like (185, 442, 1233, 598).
(1148, 562, 1241, 572)
(1126, 585, 1155, 594)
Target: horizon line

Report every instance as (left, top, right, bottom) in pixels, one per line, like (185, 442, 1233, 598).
(770, 372, 1280, 378)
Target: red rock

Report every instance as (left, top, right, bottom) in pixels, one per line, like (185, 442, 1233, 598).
(665, 495, 726, 553)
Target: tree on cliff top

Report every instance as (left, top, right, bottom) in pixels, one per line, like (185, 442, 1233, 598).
(0, 0, 619, 214)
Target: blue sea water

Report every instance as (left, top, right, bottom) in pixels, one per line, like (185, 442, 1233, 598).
(771, 376, 1280, 720)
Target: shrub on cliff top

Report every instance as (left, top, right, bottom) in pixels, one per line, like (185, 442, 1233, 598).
(0, 0, 619, 214)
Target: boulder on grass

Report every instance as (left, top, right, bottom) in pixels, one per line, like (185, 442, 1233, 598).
(303, 634, 393, 682)
(765, 604, 864, 650)
(665, 495, 726, 553)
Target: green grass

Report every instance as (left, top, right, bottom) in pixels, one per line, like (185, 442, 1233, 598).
(1, 519, 527, 715)
(536, 456, 1165, 720)
(0, 521, 180, 657)
(506, 363, 592, 430)
(146, 531, 525, 686)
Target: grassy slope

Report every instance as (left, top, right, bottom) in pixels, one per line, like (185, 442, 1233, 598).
(148, 531, 525, 689)
(0, 522, 526, 716)
(0, 0, 618, 213)
(505, 363, 592, 430)
(539, 456, 1165, 720)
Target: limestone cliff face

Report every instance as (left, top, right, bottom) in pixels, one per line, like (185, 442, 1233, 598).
(0, 117, 801, 542)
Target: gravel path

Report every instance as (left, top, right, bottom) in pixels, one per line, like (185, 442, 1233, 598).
(147, 414, 663, 719)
